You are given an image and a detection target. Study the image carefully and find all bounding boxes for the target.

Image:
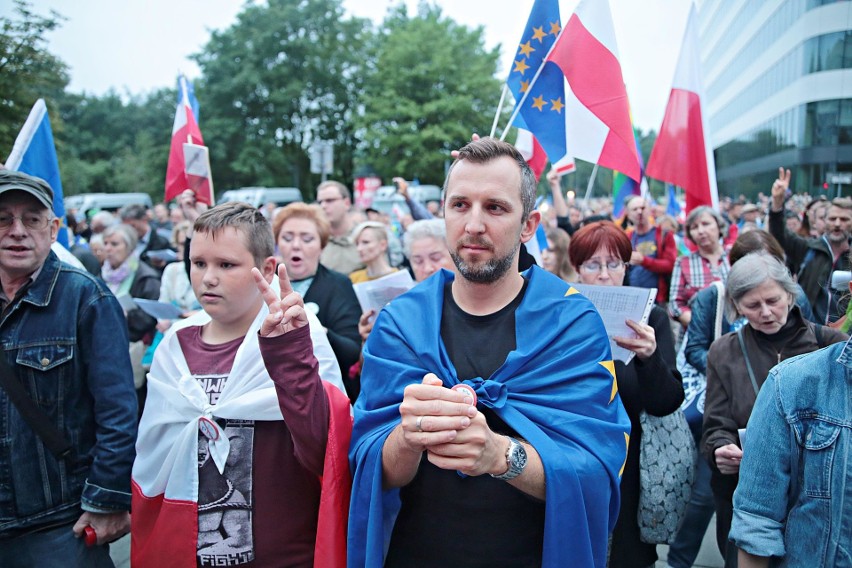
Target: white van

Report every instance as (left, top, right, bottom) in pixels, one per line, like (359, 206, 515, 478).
(64, 193, 153, 218)
(218, 187, 303, 208)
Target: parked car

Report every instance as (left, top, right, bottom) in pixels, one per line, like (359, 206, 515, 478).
(65, 193, 153, 218)
(370, 184, 442, 217)
(218, 187, 303, 208)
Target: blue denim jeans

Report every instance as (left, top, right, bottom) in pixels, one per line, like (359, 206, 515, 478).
(0, 523, 114, 568)
(667, 457, 715, 568)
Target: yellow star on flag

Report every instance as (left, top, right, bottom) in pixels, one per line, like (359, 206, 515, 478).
(513, 58, 530, 75)
(518, 41, 535, 57)
(550, 97, 564, 113)
(520, 79, 530, 94)
(619, 432, 629, 477)
(532, 26, 547, 43)
(599, 360, 617, 402)
(531, 95, 547, 111)
(550, 21, 561, 36)
(565, 286, 580, 296)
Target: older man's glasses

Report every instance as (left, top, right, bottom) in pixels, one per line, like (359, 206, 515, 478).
(0, 213, 52, 230)
(580, 258, 625, 274)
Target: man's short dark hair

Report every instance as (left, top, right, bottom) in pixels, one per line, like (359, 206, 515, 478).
(316, 180, 351, 201)
(194, 202, 274, 266)
(444, 137, 537, 222)
(119, 203, 148, 221)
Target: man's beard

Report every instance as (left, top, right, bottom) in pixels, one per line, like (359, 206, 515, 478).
(450, 240, 519, 284)
(828, 229, 850, 244)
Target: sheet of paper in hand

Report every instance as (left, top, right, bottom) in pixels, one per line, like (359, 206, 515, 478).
(570, 284, 656, 364)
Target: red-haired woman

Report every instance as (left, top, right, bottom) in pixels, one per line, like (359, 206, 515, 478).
(569, 221, 685, 568)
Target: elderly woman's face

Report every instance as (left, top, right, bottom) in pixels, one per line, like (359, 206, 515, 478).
(689, 212, 721, 251)
(736, 279, 792, 335)
(277, 217, 322, 281)
(103, 233, 131, 267)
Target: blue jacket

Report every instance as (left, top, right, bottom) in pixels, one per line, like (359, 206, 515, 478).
(730, 338, 852, 566)
(348, 267, 630, 567)
(0, 251, 137, 536)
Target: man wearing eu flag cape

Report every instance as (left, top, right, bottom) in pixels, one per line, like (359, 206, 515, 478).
(349, 138, 630, 567)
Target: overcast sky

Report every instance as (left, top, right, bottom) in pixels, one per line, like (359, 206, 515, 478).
(23, 0, 691, 133)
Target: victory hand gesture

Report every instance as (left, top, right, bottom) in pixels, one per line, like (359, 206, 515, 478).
(252, 264, 308, 337)
(771, 167, 791, 210)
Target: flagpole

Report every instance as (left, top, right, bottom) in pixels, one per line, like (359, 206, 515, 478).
(489, 85, 509, 138)
(499, 26, 566, 142)
(583, 163, 599, 204)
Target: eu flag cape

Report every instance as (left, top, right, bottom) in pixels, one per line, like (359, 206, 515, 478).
(348, 267, 630, 567)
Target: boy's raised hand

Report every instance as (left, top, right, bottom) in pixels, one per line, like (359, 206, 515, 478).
(252, 264, 308, 337)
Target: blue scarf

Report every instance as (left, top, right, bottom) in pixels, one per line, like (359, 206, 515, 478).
(348, 266, 630, 567)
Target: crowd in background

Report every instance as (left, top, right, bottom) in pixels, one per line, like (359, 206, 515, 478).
(56, 166, 852, 568)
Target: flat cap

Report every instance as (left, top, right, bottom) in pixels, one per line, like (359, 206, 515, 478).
(0, 170, 54, 210)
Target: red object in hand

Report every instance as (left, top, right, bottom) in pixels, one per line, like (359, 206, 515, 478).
(451, 383, 477, 406)
(84, 526, 97, 547)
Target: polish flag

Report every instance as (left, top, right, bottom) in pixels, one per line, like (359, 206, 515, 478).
(516, 130, 575, 182)
(645, 4, 718, 213)
(165, 75, 211, 204)
(546, 0, 642, 182)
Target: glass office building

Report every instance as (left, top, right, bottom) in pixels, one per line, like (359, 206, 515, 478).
(700, 0, 852, 198)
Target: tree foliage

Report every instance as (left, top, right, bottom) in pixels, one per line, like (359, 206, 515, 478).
(194, 0, 371, 198)
(354, 4, 502, 185)
(0, 0, 68, 158)
(55, 89, 174, 196)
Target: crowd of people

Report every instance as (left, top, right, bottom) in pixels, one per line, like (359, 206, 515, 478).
(0, 141, 850, 567)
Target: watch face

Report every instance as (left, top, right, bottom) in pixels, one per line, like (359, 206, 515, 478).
(512, 442, 528, 471)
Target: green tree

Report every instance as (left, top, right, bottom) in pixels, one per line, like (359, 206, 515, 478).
(0, 0, 69, 157)
(55, 89, 174, 197)
(354, 4, 503, 185)
(193, 0, 371, 198)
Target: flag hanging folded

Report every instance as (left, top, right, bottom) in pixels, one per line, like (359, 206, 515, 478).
(165, 75, 212, 205)
(546, 0, 642, 183)
(645, 4, 717, 214)
(506, 0, 575, 176)
(666, 183, 682, 217)
(5, 98, 68, 248)
(612, 123, 645, 217)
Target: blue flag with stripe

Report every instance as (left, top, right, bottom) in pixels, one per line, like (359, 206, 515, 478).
(5, 99, 68, 248)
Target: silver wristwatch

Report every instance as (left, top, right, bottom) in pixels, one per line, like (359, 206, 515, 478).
(491, 436, 527, 481)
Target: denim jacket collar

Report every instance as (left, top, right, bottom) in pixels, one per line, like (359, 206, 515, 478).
(19, 251, 61, 309)
(833, 334, 852, 374)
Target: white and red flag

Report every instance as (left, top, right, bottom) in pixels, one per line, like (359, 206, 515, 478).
(545, 0, 642, 182)
(646, 4, 718, 213)
(165, 75, 212, 205)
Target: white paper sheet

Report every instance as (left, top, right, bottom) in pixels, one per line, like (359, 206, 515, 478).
(352, 270, 415, 316)
(570, 284, 657, 364)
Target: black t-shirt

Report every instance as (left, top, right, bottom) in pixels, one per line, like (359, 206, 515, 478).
(385, 278, 545, 568)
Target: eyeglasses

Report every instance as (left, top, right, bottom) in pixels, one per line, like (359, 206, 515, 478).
(0, 213, 52, 230)
(316, 197, 343, 206)
(580, 258, 625, 274)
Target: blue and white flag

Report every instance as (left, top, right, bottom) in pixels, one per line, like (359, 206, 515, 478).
(5, 99, 68, 248)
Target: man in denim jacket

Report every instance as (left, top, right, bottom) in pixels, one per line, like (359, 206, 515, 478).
(730, 335, 852, 566)
(0, 170, 137, 567)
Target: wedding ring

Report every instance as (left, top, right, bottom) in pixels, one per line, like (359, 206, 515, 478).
(416, 416, 424, 432)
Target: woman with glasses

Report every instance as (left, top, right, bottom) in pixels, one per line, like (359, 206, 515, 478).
(569, 221, 684, 568)
(669, 206, 730, 330)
